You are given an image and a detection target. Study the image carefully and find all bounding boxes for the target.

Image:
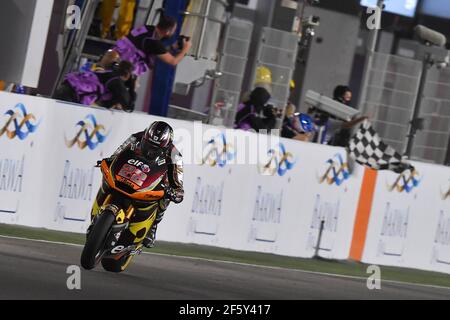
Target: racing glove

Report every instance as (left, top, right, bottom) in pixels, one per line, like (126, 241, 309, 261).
(165, 186, 184, 204)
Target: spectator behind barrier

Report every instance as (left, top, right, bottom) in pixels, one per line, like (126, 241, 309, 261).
(234, 87, 277, 132)
(281, 103, 312, 142)
(100, 0, 138, 40)
(310, 85, 368, 145)
(53, 61, 136, 112)
(330, 85, 368, 147)
(109, 12, 192, 76)
(91, 49, 121, 72)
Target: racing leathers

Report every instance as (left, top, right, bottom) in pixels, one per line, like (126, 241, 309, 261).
(92, 131, 184, 247)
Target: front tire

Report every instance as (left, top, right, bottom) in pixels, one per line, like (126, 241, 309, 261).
(80, 211, 115, 270)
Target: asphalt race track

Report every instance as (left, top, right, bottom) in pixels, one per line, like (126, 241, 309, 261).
(0, 236, 449, 300)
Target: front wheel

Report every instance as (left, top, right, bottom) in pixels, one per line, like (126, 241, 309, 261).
(80, 211, 115, 270)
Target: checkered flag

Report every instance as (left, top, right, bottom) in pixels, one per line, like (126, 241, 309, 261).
(347, 120, 414, 173)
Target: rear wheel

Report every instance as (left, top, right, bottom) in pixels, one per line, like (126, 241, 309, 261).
(80, 211, 115, 270)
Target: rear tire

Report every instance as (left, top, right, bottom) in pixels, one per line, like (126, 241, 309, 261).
(80, 211, 115, 270)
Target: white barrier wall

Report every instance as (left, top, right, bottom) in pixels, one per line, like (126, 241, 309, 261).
(361, 162, 450, 274)
(0, 91, 449, 274)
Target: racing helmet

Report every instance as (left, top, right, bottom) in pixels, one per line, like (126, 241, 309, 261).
(141, 121, 174, 158)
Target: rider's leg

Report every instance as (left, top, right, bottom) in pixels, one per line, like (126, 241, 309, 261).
(143, 199, 169, 248)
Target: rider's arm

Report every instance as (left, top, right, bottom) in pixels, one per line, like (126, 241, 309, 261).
(156, 39, 192, 67)
(166, 146, 184, 203)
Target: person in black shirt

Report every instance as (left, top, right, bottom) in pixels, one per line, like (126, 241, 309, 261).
(330, 85, 368, 147)
(111, 14, 192, 76)
(96, 61, 137, 112)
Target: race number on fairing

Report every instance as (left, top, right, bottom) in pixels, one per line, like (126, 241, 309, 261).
(118, 164, 147, 187)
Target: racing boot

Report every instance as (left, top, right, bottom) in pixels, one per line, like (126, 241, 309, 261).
(142, 210, 165, 248)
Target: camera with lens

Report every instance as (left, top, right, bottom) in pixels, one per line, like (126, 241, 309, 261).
(265, 104, 283, 119)
(177, 35, 191, 50)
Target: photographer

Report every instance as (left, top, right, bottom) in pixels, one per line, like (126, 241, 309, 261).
(97, 61, 137, 112)
(234, 87, 277, 132)
(110, 13, 192, 76)
(54, 61, 136, 112)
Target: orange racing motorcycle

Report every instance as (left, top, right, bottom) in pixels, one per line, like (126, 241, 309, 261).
(80, 149, 167, 272)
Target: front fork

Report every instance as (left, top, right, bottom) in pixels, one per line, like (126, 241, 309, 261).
(88, 188, 142, 257)
(88, 189, 134, 236)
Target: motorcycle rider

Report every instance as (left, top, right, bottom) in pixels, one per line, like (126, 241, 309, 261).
(93, 121, 184, 248)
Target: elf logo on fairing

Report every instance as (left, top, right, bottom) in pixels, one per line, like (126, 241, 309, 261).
(0, 156, 24, 193)
(191, 177, 223, 216)
(128, 159, 144, 167)
(59, 160, 94, 201)
(128, 159, 151, 172)
(252, 186, 282, 224)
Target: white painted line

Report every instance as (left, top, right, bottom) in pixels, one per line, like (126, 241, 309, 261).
(0, 235, 83, 248)
(1, 234, 449, 291)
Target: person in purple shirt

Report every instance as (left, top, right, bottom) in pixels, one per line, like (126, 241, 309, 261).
(234, 87, 276, 132)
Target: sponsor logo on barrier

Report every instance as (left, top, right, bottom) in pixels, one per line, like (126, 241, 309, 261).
(65, 114, 109, 150)
(252, 186, 283, 224)
(0, 156, 24, 193)
(54, 161, 94, 224)
(258, 143, 296, 177)
(387, 169, 421, 193)
(191, 177, 224, 216)
(201, 133, 236, 167)
(188, 177, 224, 238)
(248, 186, 283, 245)
(310, 195, 340, 233)
(317, 153, 349, 186)
(0, 103, 40, 140)
(434, 210, 450, 247)
(307, 195, 340, 254)
(431, 210, 450, 266)
(377, 202, 409, 258)
(0, 156, 24, 215)
(59, 161, 95, 201)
